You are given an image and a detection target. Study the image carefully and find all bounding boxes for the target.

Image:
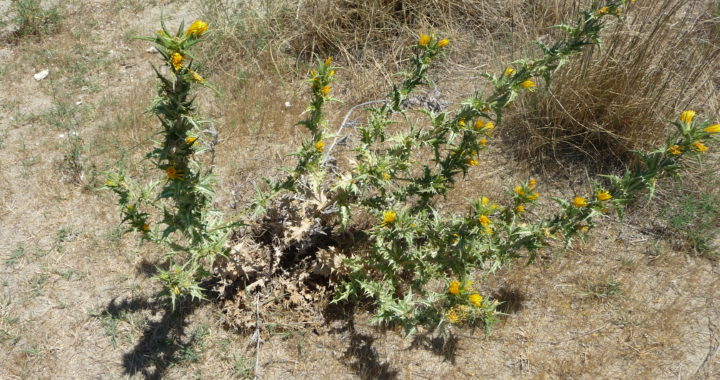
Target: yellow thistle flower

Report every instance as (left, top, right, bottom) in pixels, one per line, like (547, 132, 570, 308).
(479, 137, 488, 146)
(467, 158, 479, 166)
(680, 110, 696, 124)
(436, 38, 449, 48)
(448, 280, 461, 295)
(314, 140, 325, 152)
(446, 309, 460, 324)
(474, 120, 485, 130)
(452, 233, 460, 246)
(481, 196, 490, 206)
(142, 223, 150, 232)
(325, 56, 333, 66)
(185, 20, 208, 37)
(597, 190, 612, 201)
(458, 119, 466, 127)
(572, 196, 588, 208)
(484, 121, 495, 130)
(382, 211, 397, 225)
(514, 186, 525, 196)
(329, 70, 335, 77)
(520, 80, 536, 90)
(528, 178, 537, 189)
(515, 205, 526, 213)
(668, 145, 682, 156)
(172, 285, 181, 295)
(485, 226, 494, 235)
(190, 71, 204, 83)
(185, 136, 197, 145)
(694, 141, 708, 152)
(382, 172, 391, 180)
(170, 53, 184, 71)
(705, 124, 720, 134)
(320, 85, 331, 95)
(479, 214, 491, 227)
(419, 33, 431, 47)
(165, 166, 184, 180)
(597, 6, 609, 15)
(528, 192, 539, 201)
(469, 293, 483, 307)
(579, 225, 590, 233)
(504, 67, 516, 77)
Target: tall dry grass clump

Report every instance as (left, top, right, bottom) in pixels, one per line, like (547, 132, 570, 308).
(507, 0, 720, 170)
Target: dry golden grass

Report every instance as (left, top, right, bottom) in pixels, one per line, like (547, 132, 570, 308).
(507, 0, 720, 172)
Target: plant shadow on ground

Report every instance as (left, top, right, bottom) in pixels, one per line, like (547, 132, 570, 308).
(323, 303, 401, 379)
(103, 263, 527, 379)
(100, 285, 211, 380)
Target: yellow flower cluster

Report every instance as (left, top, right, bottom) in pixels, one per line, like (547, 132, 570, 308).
(680, 110, 695, 124)
(165, 166, 184, 180)
(469, 293, 483, 307)
(448, 280, 461, 295)
(694, 141, 708, 152)
(191, 71, 204, 83)
(572, 196, 588, 208)
(418, 34, 448, 48)
(314, 140, 325, 152)
(171, 53, 184, 71)
(382, 211, 397, 226)
(597, 190, 612, 201)
(185, 20, 208, 37)
(520, 80, 536, 90)
(668, 145, 682, 156)
(479, 215, 491, 227)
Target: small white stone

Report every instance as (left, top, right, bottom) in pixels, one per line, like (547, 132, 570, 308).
(284, 101, 291, 108)
(33, 69, 49, 81)
(146, 46, 158, 53)
(58, 133, 65, 139)
(75, 101, 83, 106)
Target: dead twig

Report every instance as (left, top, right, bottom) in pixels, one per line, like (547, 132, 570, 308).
(254, 293, 263, 379)
(323, 99, 386, 164)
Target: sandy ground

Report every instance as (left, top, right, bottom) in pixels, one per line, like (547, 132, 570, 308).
(0, 0, 718, 379)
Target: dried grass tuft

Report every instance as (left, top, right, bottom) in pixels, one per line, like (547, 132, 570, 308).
(506, 0, 720, 172)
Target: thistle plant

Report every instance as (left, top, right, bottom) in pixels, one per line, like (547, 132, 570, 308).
(106, 20, 230, 308)
(103, 0, 717, 336)
(258, 0, 711, 334)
